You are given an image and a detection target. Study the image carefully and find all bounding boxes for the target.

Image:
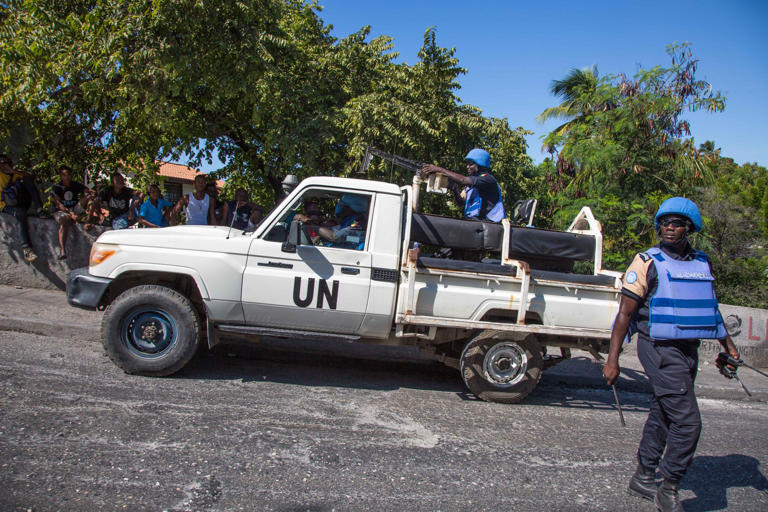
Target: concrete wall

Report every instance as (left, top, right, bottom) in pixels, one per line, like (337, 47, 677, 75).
(0, 212, 108, 290)
(702, 304, 768, 368)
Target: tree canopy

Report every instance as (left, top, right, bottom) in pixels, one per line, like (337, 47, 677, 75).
(0, 0, 532, 209)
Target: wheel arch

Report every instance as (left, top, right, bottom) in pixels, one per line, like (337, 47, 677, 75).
(101, 269, 207, 321)
(107, 264, 209, 298)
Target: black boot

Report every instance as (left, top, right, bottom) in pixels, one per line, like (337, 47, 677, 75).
(655, 478, 682, 512)
(627, 463, 656, 501)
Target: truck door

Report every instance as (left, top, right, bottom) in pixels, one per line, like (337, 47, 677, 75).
(241, 188, 373, 334)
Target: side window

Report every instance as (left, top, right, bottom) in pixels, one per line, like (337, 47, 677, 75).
(264, 189, 370, 251)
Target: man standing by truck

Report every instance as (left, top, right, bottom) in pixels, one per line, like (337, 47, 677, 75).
(421, 148, 506, 222)
(603, 197, 741, 512)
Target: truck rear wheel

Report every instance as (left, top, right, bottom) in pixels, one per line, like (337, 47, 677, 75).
(101, 285, 200, 376)
(459, 332, 542, 403)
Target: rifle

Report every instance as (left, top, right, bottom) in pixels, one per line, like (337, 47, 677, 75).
(716, 352, 768, 397)
(359, 146, 425, 175)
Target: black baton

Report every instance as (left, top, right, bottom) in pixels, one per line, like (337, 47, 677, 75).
(612, 384, 626, 427)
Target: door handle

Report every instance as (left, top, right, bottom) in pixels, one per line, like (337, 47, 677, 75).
(341, 267, 360, 275)
(258, 261, 293, 269)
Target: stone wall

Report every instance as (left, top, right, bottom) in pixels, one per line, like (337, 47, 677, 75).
(0, 213, 108, 290)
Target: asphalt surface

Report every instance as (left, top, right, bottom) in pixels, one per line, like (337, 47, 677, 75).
(1, 285, 767, 511)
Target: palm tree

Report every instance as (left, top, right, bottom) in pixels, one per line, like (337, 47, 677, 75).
(537, 65, 600, 145)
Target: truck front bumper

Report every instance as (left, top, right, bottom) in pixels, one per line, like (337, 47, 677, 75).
(67, 267, 112, 310)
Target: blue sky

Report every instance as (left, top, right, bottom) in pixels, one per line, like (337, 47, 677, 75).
(199, 0, 767, 172)
(320, 0, 767, 166)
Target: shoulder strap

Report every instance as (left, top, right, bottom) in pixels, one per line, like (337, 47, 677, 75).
(644, 246, 665, 261)
(693, 249, 709, 262)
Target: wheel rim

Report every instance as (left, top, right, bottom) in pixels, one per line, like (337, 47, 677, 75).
(482, 342, 528, 387)
(121, 308, 178, 359)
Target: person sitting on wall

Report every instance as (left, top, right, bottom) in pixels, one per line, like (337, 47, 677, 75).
(51, 164, 96, 260)
(0, 154, 44, 262)
(206, 182, 226, 226)
(96, 172, 136, 230)
(421, 148, 506, 223)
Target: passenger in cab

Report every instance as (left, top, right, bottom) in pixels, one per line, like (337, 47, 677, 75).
(317, 194, 369, 249)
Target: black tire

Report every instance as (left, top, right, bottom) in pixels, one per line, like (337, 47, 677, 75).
(459, 331, 543, 403)
(101, 285, 201, 376)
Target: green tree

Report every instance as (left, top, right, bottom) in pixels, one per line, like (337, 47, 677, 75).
(540, 43, 726, 266)
(0, 0, 313, 190)
(694, 185, 768, 308)
(345, 28, 534, 216)
(1, 3, 533, 210)
(689, 149, 768, 307)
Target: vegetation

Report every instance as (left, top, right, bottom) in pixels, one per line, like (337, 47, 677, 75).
(536, 44, 767, 307)
(0, 0, 531, 209)
(1, 2, 765, 306)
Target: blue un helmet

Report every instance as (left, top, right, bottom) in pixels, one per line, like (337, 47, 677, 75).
(465, 148, 491, 169)
(654, 197, 703, 232)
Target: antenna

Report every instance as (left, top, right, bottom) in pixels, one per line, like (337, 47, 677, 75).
(226, 201, 242, 239)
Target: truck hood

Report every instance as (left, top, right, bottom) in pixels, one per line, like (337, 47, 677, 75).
(96, 225, 250, 251)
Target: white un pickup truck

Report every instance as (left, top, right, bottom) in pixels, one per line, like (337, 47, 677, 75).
(67, 173, 623, 403)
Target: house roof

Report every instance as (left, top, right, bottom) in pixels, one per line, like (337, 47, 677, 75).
(157, 161, 224, 187)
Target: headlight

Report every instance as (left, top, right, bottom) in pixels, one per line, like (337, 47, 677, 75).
(90, 243, 120, 266)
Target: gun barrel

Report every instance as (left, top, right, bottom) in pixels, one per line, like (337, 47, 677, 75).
(360, 146, 423, 174)
(743, 362, 768, 379)
(734, 374, 753, 397)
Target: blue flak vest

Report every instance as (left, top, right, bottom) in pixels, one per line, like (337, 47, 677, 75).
(645, 247, 727, 340)
(463, 178, 505, 223)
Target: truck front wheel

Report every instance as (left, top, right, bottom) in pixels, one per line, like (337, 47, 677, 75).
(101, 285, 200, 376)
(460, 332, 542, 403)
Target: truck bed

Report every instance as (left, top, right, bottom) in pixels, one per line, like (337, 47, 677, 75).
(416, 257, 617, 288)
(410, 213, 597, 272)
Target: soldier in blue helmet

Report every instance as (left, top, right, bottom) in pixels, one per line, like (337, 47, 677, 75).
(603, 197, 741, 512)
(421, 148, 506, 222)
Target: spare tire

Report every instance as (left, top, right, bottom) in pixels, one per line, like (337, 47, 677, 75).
(459, 332, 543, 403)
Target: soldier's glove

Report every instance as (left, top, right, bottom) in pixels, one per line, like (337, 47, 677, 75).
(716, 352, 743, 379)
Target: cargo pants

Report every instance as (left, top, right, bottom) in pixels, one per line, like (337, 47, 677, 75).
(636, 336, 702, 482)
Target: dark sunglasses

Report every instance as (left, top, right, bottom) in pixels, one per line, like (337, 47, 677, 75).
(658, 218, 688, 228)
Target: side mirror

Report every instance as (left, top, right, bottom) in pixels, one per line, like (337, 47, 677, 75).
(281, 219, 303, 253)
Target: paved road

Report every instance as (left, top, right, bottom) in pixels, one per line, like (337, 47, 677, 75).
(1, 291, 767, 511)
